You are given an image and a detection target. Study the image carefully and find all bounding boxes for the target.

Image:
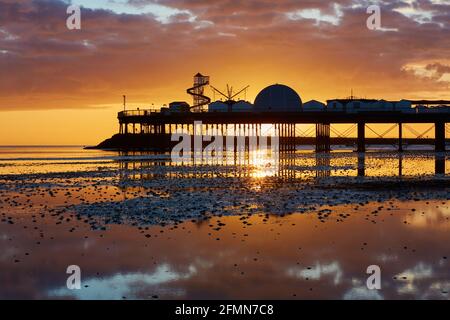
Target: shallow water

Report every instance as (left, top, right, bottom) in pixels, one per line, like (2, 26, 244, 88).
(0, 146, 449, 299)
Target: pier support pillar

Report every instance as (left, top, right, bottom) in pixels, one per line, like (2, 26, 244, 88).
(358, 153, 365, 177)
(398, 123, 403, 152)
(435, 154, 445, 175)
(291, 124, 295, 151)
(435, 122, 446, 152)
(316, 123, 330, 152)
(357, 122, 366, 152)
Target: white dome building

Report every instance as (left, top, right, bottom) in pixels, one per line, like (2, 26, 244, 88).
(254, 84, 302, 112)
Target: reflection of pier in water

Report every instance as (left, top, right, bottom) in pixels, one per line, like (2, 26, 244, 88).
(117, 149, 447, 181)
(118, 150, 297, 180)
(357, 152, 446, 176)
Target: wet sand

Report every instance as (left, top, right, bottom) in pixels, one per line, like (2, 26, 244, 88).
(0, 146, 449, 299)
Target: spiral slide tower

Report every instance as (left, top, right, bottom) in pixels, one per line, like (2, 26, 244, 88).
(187, 73, 211, 112)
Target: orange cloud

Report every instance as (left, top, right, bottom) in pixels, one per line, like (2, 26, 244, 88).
(0, 0, 449, 144)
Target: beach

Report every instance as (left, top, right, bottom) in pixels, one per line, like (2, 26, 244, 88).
(0, 146, 449, 299)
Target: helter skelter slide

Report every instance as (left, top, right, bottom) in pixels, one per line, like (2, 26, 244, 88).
(187, 73, 211, 112)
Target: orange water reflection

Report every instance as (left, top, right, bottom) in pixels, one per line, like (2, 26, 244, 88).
(1, 200, 449, 299)
(0, 147, 449, 300)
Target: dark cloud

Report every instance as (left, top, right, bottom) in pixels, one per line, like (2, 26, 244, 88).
(0, 0, 449, 110)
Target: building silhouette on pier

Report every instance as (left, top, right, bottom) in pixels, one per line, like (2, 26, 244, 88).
(109, 74, 450, 152)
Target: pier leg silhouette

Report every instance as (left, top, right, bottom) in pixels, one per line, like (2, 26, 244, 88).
(357, 122, 366, 152)
(398, 123, 403, 152)
(435, 122, 446, 152)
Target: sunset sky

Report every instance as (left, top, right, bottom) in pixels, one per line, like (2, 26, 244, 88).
(0, 0, 449, 145)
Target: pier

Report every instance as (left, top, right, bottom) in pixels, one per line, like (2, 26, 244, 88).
(114, 111, 450, 152)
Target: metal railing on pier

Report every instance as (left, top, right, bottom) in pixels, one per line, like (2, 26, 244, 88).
(118, 109, 161, 118)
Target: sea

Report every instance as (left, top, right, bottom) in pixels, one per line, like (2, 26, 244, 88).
(0, 145, 449, 299)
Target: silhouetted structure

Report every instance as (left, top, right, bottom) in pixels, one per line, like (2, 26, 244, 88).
(187, 73, 211, 112)
(101, 76, 450, 152)
(114, 111, 449, 152)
